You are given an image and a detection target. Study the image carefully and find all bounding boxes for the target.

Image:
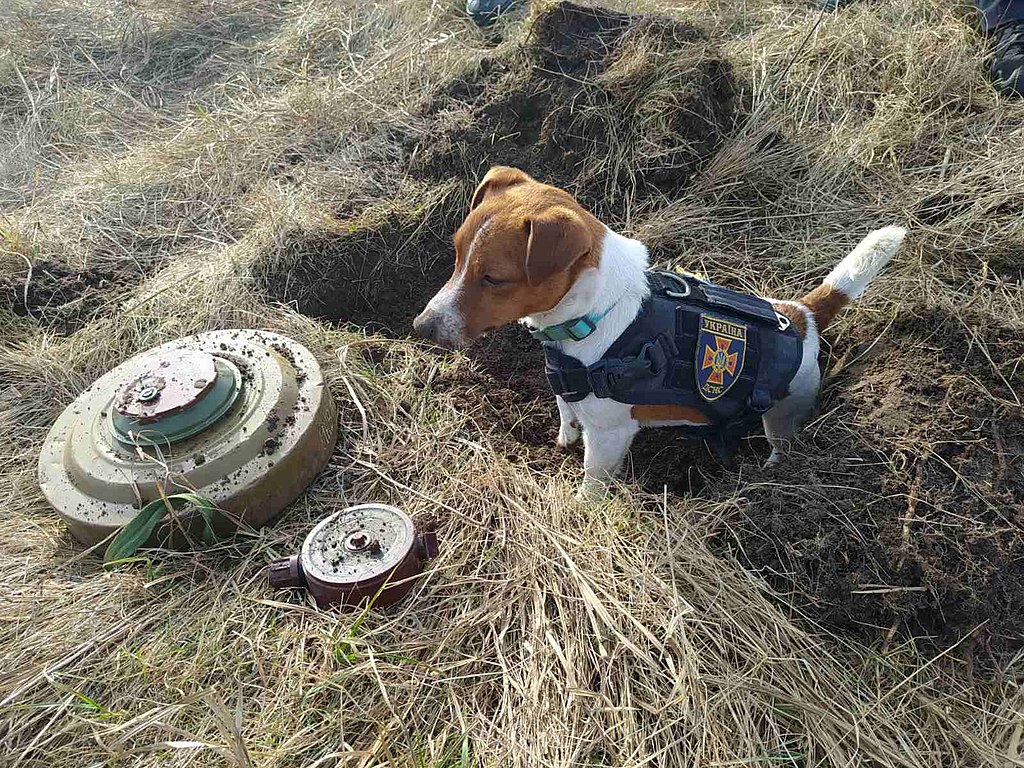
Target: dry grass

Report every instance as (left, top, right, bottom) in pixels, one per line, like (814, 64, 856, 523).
(3, 0, 1024, 765)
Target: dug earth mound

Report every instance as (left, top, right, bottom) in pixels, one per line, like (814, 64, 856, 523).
(0, 259, 129, 334)
(262, 2, 1024, 662)
(731, 303, 1024, 660)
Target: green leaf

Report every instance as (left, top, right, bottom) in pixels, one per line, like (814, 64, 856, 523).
(171, 492, 220, 545)
(104, 499, 170, 563)
(67, 688, 108, 714)
(103, 493, 222, 564)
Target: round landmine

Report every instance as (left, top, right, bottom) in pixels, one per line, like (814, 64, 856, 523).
(268, 504, 439, 609)
(38, 330, 338, 547)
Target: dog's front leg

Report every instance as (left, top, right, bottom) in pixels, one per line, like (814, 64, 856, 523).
(578, 420, 639, 501)
(556, 397, 581, 448)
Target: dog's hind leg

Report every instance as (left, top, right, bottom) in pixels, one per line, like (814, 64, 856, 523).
(763, 302, 822, 466)
(762, 383, 818, 465)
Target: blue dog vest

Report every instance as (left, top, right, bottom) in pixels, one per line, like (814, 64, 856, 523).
(542, 271, 804, 440)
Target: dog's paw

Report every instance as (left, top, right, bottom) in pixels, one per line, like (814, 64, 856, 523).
(575, 478, 609, 503)
(557, 420, 581, 449)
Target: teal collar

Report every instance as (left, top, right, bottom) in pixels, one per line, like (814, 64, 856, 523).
(527, 304, 616, 343)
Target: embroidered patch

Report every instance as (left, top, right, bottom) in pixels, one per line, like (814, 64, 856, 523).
(696, 314, 747, 401)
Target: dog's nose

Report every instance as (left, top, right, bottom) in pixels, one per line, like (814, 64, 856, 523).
(412, 310, 438, 342)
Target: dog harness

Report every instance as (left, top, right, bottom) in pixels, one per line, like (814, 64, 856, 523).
(539, 270, 804, 440)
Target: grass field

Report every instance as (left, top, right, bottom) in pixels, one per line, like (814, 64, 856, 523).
(3, 0, 1024, 765)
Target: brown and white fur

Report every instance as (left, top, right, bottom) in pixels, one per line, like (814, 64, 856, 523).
(413, 167, 907, 499)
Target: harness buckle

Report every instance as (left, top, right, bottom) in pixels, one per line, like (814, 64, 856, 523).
(641, 338, 670, 372)
(776, 312, 791, 332)
(564, 317, 597, 341)
(587, 337, 671, 399)
(588, 359, 625, 399)
(747, 381, 775, 414)
(657, 271, 691, 300)
(547, 366, 584, 401)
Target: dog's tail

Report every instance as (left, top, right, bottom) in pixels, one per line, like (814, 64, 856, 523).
(799, 226, 907, 333)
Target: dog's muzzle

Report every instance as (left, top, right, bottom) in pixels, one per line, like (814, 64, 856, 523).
(412, 308, 465, 350)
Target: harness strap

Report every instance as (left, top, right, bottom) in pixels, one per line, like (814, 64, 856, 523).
(747, 318, 794, 413)
(545, 334, 675, 402)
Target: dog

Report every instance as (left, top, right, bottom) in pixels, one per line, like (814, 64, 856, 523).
(413, 166, 907, 498)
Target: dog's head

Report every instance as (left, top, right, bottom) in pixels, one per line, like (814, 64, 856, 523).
(412, 166, 604, 349)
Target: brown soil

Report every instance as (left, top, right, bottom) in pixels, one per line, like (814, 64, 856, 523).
(724, 303, 1024, 661)
(0, 259, 135, 334)
(405, 2, 735, 215)
(262, 210, 461, 333)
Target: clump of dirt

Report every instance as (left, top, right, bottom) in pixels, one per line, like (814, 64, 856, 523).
(262, 1, 735, 327)
(723, 302, 1024, 661)
(406, 2, 735, 215)
(627, 427, 765, 497)
(433, 326, 560, 466)
(0, 260, 132, 334)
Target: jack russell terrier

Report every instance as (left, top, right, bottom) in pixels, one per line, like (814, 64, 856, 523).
(413, 166, 907, 498)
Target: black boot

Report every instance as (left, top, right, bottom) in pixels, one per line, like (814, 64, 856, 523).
(991, 20, 1024, 95)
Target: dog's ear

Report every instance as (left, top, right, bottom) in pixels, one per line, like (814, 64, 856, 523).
(524, 206, 592, 286)
(470, 166, 530, 211)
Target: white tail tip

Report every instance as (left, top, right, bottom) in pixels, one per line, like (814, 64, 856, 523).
(823, 225, 907, 299)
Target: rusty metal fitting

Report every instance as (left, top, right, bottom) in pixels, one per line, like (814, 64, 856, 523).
(268, 504, 439, 610)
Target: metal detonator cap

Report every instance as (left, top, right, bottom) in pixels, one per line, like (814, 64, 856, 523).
(269, 504, 439, 609)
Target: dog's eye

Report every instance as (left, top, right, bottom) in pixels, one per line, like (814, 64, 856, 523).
(482, 275, 506, 287)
